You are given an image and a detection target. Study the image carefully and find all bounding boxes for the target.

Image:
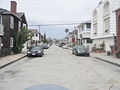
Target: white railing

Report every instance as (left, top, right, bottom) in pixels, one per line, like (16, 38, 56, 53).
(0, 24, 4, 36)
(82, 31, 91, 38)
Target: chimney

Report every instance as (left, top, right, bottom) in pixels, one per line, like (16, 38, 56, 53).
(11, 1, 17, 13)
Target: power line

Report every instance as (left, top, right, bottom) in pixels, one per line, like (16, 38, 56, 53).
(28, 23, 80, 26)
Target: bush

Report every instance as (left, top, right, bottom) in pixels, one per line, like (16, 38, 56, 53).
(107, 51, 111, 55)
(116, 51, 120, 58)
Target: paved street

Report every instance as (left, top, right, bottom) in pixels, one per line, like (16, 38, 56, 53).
(0, 45, 120, 90)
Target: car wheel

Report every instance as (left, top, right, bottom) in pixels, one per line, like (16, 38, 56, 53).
(75, 52, 78, 56)
(27, 55, 31, 57)
(86, 54, 90, 57)
(72, 51, 74, 54)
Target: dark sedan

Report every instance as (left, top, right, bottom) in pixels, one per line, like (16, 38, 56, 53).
(72, 45, 90, 56)
(27, 46, 44, 57)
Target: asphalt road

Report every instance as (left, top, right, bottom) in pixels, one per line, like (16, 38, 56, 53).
(0, 45, 120, 90)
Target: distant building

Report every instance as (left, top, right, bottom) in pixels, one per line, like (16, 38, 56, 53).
(77, 21, 93, 50)
(29, 29, 41, 46)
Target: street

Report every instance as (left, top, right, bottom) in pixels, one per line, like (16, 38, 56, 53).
(0, 45, 120, 90)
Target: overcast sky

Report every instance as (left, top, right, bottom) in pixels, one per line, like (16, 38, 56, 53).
(0, 0, 100, 39)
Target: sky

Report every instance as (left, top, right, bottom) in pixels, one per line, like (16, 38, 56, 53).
(0, 0, 100, 39)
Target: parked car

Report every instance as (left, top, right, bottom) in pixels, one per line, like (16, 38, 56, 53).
(42, 43, 50, 49)
(59, 43, 65, 47)
(27, 46, 44, 57)
(72, 45, 90, 56)
(62, 45, 68, 49)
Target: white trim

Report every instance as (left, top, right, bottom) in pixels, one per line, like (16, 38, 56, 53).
(10, 37, 13, 47)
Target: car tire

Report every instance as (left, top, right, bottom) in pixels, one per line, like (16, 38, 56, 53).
(75, 52, 78, 56)
(27, 55, 31, 57)
(87, 54, 90, 57)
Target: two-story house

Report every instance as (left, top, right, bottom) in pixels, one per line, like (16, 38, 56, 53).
(0, 1, 27, 57)
(91, 0, 116, 52)
(29, 29, 41, 46)
(77, 21, 93, 50)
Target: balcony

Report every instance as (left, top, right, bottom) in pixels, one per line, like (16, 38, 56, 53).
(0, 24, 4, 36)
(82, 31, 91, 38)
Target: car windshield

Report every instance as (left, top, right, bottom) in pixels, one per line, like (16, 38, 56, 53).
(31, 46, 42, 51)
(76, 46, 86, 50)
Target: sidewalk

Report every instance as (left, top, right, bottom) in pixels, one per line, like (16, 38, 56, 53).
(91, 53, 120, 66)
(0, 52, 27, 69)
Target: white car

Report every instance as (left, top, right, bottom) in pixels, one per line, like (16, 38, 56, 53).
(62, 45, 68, 49)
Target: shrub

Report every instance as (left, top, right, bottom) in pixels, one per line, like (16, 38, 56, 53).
(115, 51, 120, 58)
(107, 51, 111, 55)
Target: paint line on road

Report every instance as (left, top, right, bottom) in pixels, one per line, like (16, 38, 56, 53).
(0, 55, 27, 70)
(94, 57, 120, 67)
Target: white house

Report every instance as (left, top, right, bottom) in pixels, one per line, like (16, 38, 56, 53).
(77, 21, 93, 50)
(91, 0, 116, 52)
(29, 29, 41, 46)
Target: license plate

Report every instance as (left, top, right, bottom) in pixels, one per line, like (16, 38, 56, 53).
(32, 53, 35, 55)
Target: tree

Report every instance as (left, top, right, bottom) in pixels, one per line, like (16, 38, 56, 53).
(43, 32, 48, 43)
(13, 27, 31, 53)
(65, 28, 69, 34)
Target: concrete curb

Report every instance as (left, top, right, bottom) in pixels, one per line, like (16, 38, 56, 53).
(0, 55, 27, 70)
(94, 57, 120, 67)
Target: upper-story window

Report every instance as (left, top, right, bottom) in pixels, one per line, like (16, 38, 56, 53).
(104, 18, 110, 34)
(93, 23, 97, 35)
(81, 25, 84, 31)
(23, 24, 26, 28)
(103, 1, 110, 16)
(86, 23, 91, 29)
(18, 21, 21, 31)
(10, 16, 14, 29)
(36, 34, 38, 37)
(0, 15, 2, 24)
(93, 10, 97, 21)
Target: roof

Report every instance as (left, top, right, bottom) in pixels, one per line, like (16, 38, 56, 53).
(0, 8, 21, 20)
(0, 8, 27, 24)
(29, 29, 40, 34)
(16, 12, 27, 24)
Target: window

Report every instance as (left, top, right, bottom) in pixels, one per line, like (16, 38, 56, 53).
(23, 24, 26, 28)
(93, 24, 97, 35)
(104, 18, 110, 33)
(18, 21, 21, 31)
(32, 34, 34, 37)
(93, 10, 97, 21)
(81, 25, 84, 31)
(0, 37, 2, 49)
(86, 23, 91, 29)
(0, 15, 2, 24)
(103, 2, 110, 16)
(10, 37, 13, 47)
(87, 39, 93, 43)
(10, 16, 14, 29)
(36, 34, 38, 37)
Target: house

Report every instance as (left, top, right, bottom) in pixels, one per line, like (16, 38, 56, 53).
(0, 1, 27, 57)
(29, 29, 41, 46)
(64, 30, 78, 47)
(91, 0, 116, 52)
(76, 21, 93, 50)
